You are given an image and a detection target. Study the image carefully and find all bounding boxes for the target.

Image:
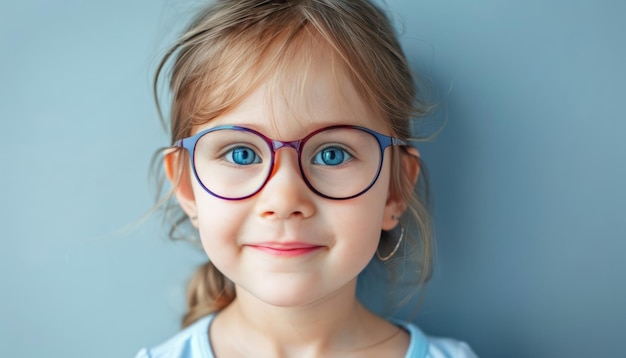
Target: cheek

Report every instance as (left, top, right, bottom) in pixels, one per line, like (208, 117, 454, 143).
(329, 174, 390, 252)
(196, 203, 249, 272)
(324, 201, 385, 282)
(191, 184, 248, 259)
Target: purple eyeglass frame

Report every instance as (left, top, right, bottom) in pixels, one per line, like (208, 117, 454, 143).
(173, 124, 407, 200)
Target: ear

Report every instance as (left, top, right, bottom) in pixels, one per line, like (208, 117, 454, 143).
(164, 149, 198, 227)
(382, 146, 420, 230)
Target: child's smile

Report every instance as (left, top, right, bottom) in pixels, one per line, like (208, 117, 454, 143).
(243, 241, 325, 257)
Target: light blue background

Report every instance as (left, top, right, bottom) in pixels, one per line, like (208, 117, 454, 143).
(1, 0, 624, 357)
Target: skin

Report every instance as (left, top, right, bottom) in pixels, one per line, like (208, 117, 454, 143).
(166, 40, 419, 357)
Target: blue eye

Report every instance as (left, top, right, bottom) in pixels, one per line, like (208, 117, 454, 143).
(312, 146, 352, 166)
(226, 147, 261, 165)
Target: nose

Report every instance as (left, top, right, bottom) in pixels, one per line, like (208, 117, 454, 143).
(254, 147, 316, 220)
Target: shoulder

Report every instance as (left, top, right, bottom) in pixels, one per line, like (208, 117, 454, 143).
(400, 321, 478, 358)
(135, 315, 215, 358)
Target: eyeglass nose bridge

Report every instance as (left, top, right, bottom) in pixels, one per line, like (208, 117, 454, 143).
(266, 139, 306, 179)
(270, 139, 303, 153)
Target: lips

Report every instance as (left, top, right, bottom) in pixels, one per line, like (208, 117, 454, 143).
(245, 242, 324, 257)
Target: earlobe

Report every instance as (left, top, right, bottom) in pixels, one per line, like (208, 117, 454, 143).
(164, 150, 198, 226)
(382, 147, 420, 231)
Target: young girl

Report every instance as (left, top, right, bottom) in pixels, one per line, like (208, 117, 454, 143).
(138, 0, 477, 357)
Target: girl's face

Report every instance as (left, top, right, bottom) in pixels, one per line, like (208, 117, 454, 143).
(174, 49, 403, 308)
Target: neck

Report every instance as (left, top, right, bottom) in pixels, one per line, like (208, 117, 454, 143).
(213, 279, 386, 356)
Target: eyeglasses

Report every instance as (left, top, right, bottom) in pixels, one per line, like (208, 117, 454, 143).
(174, 125, 406, 200)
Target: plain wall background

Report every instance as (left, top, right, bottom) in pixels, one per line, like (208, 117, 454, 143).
(1, 0, 624, 357)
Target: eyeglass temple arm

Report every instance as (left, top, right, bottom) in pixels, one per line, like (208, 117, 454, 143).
(173, 138, 194, 152)
(392, 138, 407, 146)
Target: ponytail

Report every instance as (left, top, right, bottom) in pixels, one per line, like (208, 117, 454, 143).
(182, 261, 235, 328)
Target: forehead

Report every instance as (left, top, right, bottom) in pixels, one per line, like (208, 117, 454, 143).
(199, 34, 383, 139)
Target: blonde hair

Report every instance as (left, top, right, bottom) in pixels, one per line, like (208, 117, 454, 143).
(153, 0, 433, 327)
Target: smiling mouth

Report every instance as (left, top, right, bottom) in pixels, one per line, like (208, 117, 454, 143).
(246, 243, 325, 257)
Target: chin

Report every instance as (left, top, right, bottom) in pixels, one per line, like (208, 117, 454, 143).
(238, 276, 355, 309)
(247, 284, 325, 308)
